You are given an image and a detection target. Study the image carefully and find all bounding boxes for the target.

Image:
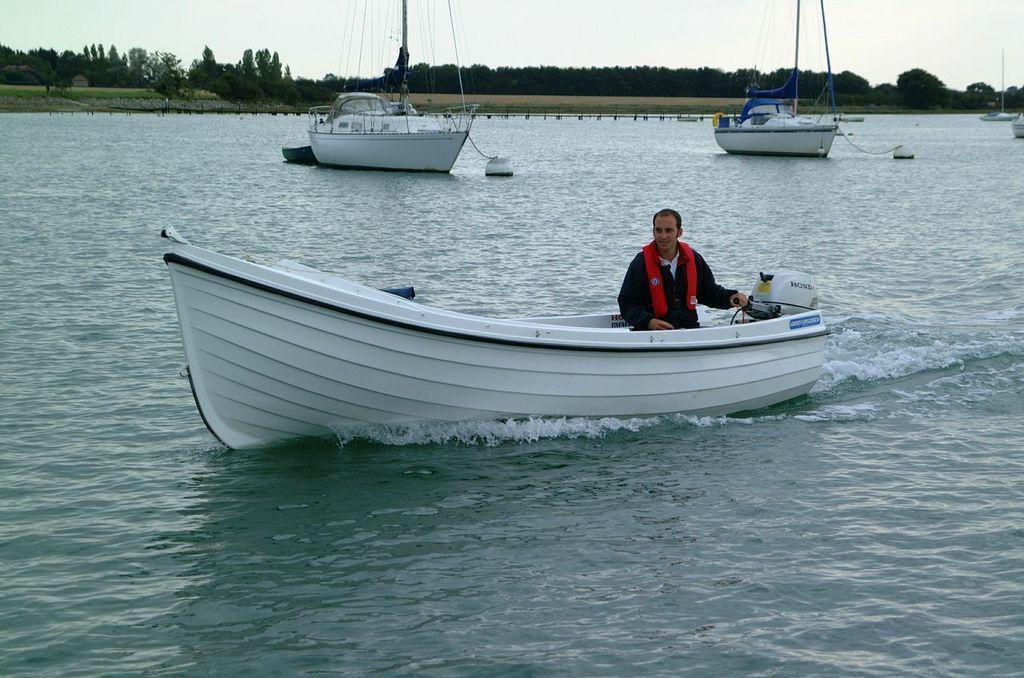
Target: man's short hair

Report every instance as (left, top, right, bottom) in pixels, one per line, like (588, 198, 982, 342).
(652, 208, 682, 230)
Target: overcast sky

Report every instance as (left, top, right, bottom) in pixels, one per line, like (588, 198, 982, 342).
(4, 0, 1022, 90)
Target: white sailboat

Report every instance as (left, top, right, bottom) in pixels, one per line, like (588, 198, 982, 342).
(980, 50, 1015, 121)
(1013, 114, 1024, 138)
(307, 0, 475, 172)
(714, 0, 839, 157)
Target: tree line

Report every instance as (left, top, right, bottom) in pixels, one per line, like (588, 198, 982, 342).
(2, 42, 1020, 111)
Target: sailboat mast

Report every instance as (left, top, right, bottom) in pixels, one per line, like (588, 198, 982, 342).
(820, 0, 837, 118)
(400, 0, 410, 111)
(1001, 49, 1005, 113)
(794, 0, 801, 114)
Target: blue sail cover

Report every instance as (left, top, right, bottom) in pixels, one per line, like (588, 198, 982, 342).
(344, 47, 409, 92)
(746, 68, 799, 100)
(740, 98, 788, 120)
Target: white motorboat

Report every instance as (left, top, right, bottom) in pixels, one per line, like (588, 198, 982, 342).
(162, 230, 829, 449)
(980, 50, 1014, 122)
(306, 1, 474, 172)
(714, 0, 838, 157)
(1013, 114, 1024, 138)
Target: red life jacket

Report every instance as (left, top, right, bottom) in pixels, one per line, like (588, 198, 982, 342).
(642, 241, 697, 317)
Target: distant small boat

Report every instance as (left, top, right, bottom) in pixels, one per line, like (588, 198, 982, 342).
(837, 114, 865, 122)
(281, 145, 317, 165)
(981, 111, 1016, 122)
(981, 50, 1014, 122)
(1013, 114, 1024, 138)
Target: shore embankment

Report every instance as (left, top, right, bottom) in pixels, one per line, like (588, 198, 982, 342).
(0, 87, 998, 116)
(0, 95, 292, 114)
(0, 92, 746, 116)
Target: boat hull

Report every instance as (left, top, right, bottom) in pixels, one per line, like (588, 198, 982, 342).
(714, 126, 838, 157)
(308, 130, 468, 172)
(1013, 120, 1024, 138)
(281, 145, 317, 165)
(165, 247, 828, 448)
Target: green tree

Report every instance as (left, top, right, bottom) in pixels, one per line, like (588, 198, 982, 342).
(270, 51, 282, 84)
(200, 45, 220, 79)
(127, 47, 148, 85)
(897, 68, 947, 109)
(147, 51, 186, 96)
(835, 70, 871, 96)
(107, 45, 128, 85)
(240, 49, 257, 79)
(188, 45, 221, 89)
(255, 48, 272, 82)
(961, 81, 996, 109)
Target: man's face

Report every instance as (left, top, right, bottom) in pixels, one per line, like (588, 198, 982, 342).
(653, 215, 681, 253)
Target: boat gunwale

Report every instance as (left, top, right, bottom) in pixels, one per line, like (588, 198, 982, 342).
(308, 130, 469, 139)
(165, 252, 829, 354)
(714, 126, 838, 134)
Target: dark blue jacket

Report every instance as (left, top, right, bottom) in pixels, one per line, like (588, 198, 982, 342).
(617, 248, 737, 330)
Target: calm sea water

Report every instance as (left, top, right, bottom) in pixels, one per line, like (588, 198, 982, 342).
(2, 111, 1023, 675)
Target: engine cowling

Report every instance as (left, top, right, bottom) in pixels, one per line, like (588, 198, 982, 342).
(749, 271, 818, 316)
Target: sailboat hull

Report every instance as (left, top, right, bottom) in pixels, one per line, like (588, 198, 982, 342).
(714, 125, 838, 157)
(308, 130, 469, 172)
(980, 112, 1016, 122)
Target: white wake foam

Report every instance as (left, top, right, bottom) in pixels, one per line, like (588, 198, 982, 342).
(330, 412, 786, 448)
(332, 416, 660, 447)
(328, 314, 1024, 448)
(816, 319, 1024, 391)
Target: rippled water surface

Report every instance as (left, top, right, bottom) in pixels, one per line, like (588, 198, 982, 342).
(2, 112, 1024, 675)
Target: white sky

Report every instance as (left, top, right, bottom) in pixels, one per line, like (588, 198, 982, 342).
(3, 0, 1022, 90)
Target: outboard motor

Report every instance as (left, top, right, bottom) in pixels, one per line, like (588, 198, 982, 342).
(747, 271, 818, 318)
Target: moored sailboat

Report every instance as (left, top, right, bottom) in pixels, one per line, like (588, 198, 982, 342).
(307, 0, 475, 172)
(980, 50, 1015, 121)
(713, 0, 839, 157)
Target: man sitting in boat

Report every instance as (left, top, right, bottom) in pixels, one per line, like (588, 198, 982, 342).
(617, 209, 748, 331)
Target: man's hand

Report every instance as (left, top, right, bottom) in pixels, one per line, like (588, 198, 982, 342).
(647, 318, 674, 331)
(729, 292, 749, 308)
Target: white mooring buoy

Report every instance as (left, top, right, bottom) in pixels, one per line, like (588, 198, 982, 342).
(485, 157, 514, 176)
(893, 145, 915, 160)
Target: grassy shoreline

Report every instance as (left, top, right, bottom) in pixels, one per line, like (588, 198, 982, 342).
(0, 85, 1006, 116)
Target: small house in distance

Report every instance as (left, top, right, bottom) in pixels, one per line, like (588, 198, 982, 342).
(71, 74, 89, 87)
